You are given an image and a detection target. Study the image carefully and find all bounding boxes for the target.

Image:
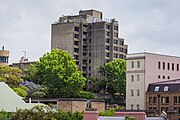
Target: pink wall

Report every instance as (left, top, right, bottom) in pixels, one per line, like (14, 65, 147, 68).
(84, 111, 99, 120)
(145, 54, 180, 90)
(115, 112, 146, 120)
(83, 111, 146, 120)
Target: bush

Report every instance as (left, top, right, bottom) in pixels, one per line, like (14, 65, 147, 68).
(0, 110, 9, 120)
(11, 105, 83, 120)
(74, 91, 95, 99)
(99, 108, 115, 116)
(125, 116, 138, 120)
(56, 111, 83, 120)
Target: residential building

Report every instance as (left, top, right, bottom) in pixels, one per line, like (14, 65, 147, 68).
(51, 9, 128, 78)
(126, 52, 180, 110)
(0, 46, 9, 66)
(146, 79, 180, 119)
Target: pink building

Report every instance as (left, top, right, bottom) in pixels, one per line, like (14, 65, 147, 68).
(126, 52, 180, 110)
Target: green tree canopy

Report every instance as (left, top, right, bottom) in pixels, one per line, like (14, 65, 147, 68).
(34, 49, 86, 98)
(97, 59, 126, 97)
(0, 65, 28, 98)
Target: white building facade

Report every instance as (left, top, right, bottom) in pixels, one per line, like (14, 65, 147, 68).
(126, 52, 180, 110)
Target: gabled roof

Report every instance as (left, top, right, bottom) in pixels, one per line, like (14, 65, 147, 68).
(0, 82, 30, 112)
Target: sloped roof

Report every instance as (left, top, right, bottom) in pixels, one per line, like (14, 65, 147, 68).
(0, 82, 30, 112)
(147, 79, 180, 92)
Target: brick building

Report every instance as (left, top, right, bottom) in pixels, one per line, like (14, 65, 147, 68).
(146, 79, 180, 119)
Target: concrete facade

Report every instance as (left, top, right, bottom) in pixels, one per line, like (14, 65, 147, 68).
(0, 46, 9, 66)
(51, 9, 128, 78)
(126, 52, 180, 110)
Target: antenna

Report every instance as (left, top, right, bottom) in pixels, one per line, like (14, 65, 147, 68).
(22, 51, 28, 62)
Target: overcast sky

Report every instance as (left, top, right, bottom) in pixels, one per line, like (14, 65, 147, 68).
(1, 0, 180, 63)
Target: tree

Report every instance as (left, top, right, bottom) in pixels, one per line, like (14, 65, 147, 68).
(97, 59, 126, 97)
(0, 65, 28, 98)
(34, 49, 86, 98)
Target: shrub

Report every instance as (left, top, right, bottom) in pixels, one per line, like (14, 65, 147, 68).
(74, 91, 95, 99)
(125, 116, 138, 120)
(99, 108, 115, 116)
(0, 110, 9, 120)
(11, 105, 83, 120)
(56, 111, 83, 120)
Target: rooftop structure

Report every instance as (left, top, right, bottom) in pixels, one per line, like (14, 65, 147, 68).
(0, 46, 9, 66)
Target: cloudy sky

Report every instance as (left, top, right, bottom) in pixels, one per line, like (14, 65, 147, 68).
(1, 0, 180, 63)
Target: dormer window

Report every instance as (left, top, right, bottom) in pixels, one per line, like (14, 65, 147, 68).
(154, 86, 160, 91)
(164, 86, 169, 91)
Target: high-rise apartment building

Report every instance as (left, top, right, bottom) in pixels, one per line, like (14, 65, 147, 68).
(126, 52, 180, 110)
(51, 9, 128, 78)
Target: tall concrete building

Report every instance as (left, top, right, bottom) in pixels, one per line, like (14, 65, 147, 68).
(0, 46, 9, 66)
(51, 9, 128, 78)
(126, 52, 180, 110)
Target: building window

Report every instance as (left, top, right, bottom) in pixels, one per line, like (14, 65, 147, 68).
(137, 89, 140, 96)
(137, 75, 140, 81)
(131, 61, 134, 68)
(131, 104, 134, 110)
(114, 46, 118, 51)
(177, 64, 179, 71)
(172, 63, 174, 70)
(158, 75, 161, 79)
(119, 48, 123, 52)
(161, 107, 165, 112)
(89, 66, 91, 71)
(114, 39, 118, 44)
(154, 86, 160, 91)
(137, 104, 140, 110)
(114, 53, 118, 58)
(131, 90, 134, 97)
(149, 107, 153, 111)
(137, 61, 140, 68)
(106, 38, 110, 43)
(106, 45, 110, 50)
(106, 53, 110, 57)
(163, 62, 165, 70)
(153, 97, 157, 104)
(179, 108, 180, 115)
(174, 96, 177, 104)
(158, 61, 161, 69)
(166, 97, 169, 104)
(106, 31, 110, 36)
(89, 59, 91, 63)
(149, 97, 153, 104)
(167, 63, 170, 70)
(163, 76, 165, 79)
(178, 96, 180, 103)
(131, 75, 134, 82)
(161, 97, 165, 104)
(174, 107, 177, 112)
(164, 86, 169, 91)
(153, 107, 156, 112)
(167, 76, 170, 79)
